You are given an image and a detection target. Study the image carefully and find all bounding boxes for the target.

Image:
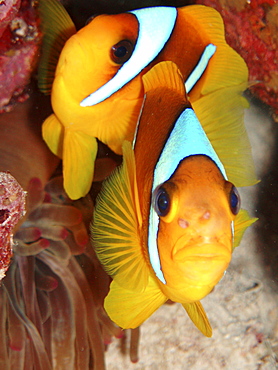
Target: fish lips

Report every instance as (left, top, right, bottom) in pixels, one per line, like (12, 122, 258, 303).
(172, 241, 232, 285)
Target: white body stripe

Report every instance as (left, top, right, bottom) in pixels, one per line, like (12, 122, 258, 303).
(80, 7, 177, 107)
(133, 44, 216, 150)
(185, 44, 216, 93)
(148, 108, 227, 284)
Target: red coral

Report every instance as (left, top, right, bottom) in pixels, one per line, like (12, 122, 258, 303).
(196, 0, 278, 118)
(0, 0, 21, 37)
(0, 172, 26, 280)
(0, 0, 42, 112)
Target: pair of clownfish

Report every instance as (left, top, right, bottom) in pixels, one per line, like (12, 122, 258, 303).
(38, 0, 256, 336)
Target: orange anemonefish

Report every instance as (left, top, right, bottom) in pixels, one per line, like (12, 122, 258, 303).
(91, 61, 256, 336)
(38, 0, 255, 200)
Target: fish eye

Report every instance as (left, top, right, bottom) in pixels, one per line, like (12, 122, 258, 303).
(111, 40, 134, 64)
(154, 187, 170, 217)
(229, 186, 240, 215)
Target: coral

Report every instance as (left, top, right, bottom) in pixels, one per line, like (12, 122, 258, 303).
(196, 0, 278, 118)
(0, 0, 41, 112)
(0, 172, 26, 281)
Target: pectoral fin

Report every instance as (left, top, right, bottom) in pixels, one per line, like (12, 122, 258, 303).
(92, 141, 149, 292)
(233, 209, 257, 250)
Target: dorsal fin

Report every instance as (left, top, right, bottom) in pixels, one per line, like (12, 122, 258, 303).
(142, 61, 186, 97)
(134, 61, 189, 199)
(38, 0, 76, 94)
(181, 5, 248, 99)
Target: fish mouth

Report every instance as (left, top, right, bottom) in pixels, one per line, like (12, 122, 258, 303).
(172, 242, 232, 285)
(173, 243, 231, 261)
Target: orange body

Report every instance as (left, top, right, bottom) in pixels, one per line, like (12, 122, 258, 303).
(92, 62, 255, 334)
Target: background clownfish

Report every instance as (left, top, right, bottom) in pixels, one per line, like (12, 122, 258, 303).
(38, 0, 255, 200)
(91, 61, 256, 336)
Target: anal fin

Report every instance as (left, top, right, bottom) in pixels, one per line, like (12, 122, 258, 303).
(182, 301, 212, 337)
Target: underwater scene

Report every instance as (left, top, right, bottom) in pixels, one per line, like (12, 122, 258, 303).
(0, 0, 277, 368)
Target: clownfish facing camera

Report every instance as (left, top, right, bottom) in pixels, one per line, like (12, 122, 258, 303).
(38, 0, 255, 200)
(91, 62, 256, 336)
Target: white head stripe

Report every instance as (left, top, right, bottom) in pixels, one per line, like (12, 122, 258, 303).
(153, 108, 227, 185)
(148, 108, 227, 284)
(185, 43, 216, 93)
(80, 7, 177, 107)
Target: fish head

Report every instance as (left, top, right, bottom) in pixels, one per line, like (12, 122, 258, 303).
(51, 12, 144, 147)
(53, 13, 140, 101)
(155, 155, 240, 302)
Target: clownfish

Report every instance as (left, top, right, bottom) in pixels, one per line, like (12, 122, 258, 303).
(38, 0, 255, 200)
(91, 61, 256, 336)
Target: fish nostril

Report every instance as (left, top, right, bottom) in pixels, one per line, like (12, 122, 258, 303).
(201, 210, 211, 220)
(178, 218, 189, 229)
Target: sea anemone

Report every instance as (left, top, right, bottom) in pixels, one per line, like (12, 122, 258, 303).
(0, 88, 127, 368)
(1, 175, 109, 369)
